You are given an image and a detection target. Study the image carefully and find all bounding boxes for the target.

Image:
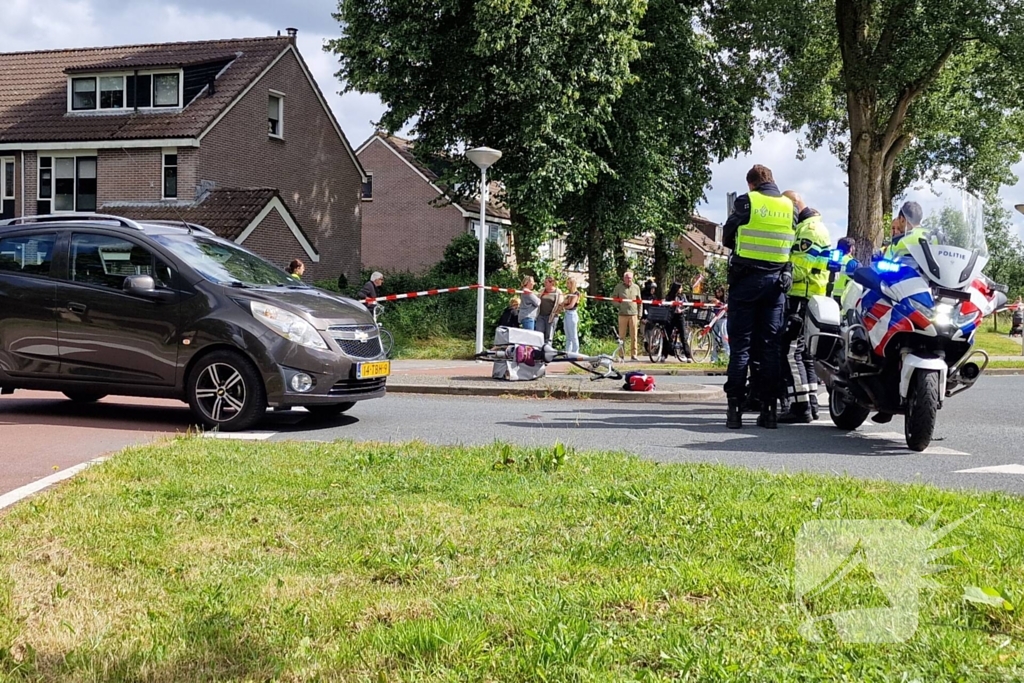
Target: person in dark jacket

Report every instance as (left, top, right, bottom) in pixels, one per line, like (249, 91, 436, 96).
(722, 164, 798, 429)
(357, 272, 384, 310)
(663, 281, 696, 362)
(496, 297, 521, 329)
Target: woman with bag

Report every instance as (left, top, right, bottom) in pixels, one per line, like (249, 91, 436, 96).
(537, 276, 564, 342)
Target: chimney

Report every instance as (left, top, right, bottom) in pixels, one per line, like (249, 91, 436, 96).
(285, 28, 298, 44)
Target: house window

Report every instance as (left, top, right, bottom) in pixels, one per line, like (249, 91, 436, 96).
(361, 174, 372, 200)
(163, 153, 178, 199)
(268, 92, 284, 138)
(38, 155, 97, 213)
(69, 72, 180, 112)
(153, 74, 180, 107)
(72, 78, 97, 111)
(99, 76, 124, 109)
(2, 159, 13, 200)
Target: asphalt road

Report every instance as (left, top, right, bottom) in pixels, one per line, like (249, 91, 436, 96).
(2, 376, 1023, 497)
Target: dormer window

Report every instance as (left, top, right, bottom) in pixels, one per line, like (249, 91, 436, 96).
(69, 71, 181, 112)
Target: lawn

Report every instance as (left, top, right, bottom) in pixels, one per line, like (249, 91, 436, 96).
(974, 330, 1024, 358)
(1, 439, 1021, 682)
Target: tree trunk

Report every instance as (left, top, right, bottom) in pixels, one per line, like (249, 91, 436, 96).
(586, 219, 604, 296)
(652, 231, 669, 297)
(614, 242, 630, 280)
(847, 128, 886, 261)
(511, 211, 535, 273)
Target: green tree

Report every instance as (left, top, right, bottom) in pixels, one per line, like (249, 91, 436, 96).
(329, 0, 646, 266)
(710, 0, 1024, 257)
(436, 233, 506, 278)
(560, 0, 758, 294)
(983, 203, 1024, 300)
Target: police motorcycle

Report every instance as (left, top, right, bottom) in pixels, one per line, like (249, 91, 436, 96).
(804, 194, 1008, 452)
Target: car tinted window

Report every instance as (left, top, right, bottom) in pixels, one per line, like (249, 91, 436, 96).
(0, 233, 56, 276)
(152, 234, 302, 287)
(70, 233, 174, 290)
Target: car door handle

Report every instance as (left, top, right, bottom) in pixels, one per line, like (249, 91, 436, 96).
(68, 302, 88, 314)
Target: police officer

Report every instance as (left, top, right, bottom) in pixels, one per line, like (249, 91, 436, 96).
(831, 237, 858, 305)
(722, 165, 797, 429)
(778, 191, 830, 424)
(881, 201, 925, 261)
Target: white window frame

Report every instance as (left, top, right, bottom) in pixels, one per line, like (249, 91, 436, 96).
(67, 70, 184, 113)
(268, 90, 285, 139)
(1, 157, 14, 202)
(37, 152, 98, 213)
(161, 148, 178, 200)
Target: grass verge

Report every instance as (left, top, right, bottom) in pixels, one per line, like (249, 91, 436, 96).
(1, 439, 1022, 681)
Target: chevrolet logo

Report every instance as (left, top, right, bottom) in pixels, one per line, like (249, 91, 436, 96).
(354, 330, 369, 342)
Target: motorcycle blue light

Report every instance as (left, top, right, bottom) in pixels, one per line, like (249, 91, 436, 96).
(876, 259, 901, 273)
(829, 249, 843, 262)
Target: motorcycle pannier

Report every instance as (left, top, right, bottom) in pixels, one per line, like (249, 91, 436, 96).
(805, 296, 841, 361)
(494, 326, 546, 348)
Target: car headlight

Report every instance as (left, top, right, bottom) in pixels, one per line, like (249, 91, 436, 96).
(249, 301, 328, 350)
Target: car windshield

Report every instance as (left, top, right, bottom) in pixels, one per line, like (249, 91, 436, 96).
(152, 234, 306, 287)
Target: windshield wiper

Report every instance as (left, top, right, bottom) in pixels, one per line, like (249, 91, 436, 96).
(226, 281, 255, 289)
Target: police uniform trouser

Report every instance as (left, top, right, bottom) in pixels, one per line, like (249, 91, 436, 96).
(724, 270, 785, 401)
(781, 297, 818, 407)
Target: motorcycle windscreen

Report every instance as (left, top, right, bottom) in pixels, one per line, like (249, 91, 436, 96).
(904, 192, 989, 289)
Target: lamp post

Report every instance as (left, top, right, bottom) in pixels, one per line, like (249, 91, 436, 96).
(465, 146, 502, 355)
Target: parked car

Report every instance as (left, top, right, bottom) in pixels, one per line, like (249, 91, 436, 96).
(0, 214, 389, 430)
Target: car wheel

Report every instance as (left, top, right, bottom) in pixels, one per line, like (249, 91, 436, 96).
(63, 391, 108, 403)
(304, 402, 356, 420)
(186, 350, 266, 432)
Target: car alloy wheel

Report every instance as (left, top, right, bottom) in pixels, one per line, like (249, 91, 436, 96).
(186, 350, 266, 432)
(195, 362, 247, 423)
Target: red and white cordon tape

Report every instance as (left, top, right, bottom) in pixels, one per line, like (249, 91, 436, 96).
(361, 282, 1017, 313)
(389, 283, 721, 308)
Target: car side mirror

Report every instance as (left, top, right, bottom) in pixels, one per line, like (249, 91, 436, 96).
(124, 274, 156, 293)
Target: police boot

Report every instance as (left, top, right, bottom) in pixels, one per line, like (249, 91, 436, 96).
(727, 398, 742, 429)
(778, 402, 813, 424)
(757, 399, 778, 429)
(810, 394, 820, 421)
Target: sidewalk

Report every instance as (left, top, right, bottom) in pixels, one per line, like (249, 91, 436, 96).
(388, 359, 723, 402)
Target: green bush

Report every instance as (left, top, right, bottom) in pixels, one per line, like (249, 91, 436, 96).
(437, 233, 506, 278)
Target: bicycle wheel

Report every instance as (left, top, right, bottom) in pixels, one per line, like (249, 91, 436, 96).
(672, 330, 689, 362)
(689, 328, 712, 363)
(647, 327, 665, 363)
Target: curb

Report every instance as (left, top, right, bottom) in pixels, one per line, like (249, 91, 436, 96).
(386, 383, 724, 403)
(562, 368, 1024, 377)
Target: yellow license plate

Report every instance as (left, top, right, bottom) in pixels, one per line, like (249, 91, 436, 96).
(357, 361, 390, 379)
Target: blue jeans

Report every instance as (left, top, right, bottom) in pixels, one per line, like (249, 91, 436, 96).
(724, 270, 785, 401)
(520, 317, 536, 331)
(563, 310, 580, 353)
(711, 314, 729, 363)
(537, 316, 559, 342)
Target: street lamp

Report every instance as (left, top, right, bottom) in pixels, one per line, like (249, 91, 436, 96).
(1015, 204, 1024, 216)
(466, 146, 502, 355)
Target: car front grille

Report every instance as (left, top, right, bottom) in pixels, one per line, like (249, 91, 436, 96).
(328, 324, 384, 360)
(329, 377, 387, 397)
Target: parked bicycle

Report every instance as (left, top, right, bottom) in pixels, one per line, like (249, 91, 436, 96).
(687, 305, 728, 363)
(644, 305, 690, 363)
(372, 304, 395, 357)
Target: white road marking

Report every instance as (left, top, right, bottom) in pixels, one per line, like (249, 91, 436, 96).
(201, 431, 277, 441)
(0, 457, 107, 511)
(955, 464, 1024, 474)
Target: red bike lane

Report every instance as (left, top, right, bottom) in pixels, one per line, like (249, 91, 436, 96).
(0, 391, 191, 497)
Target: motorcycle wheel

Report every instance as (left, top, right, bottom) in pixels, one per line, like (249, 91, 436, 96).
(905, 369, 939, 452)
(828, 386, 869, 431)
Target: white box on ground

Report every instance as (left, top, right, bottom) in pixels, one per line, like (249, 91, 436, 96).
(493, 326, 545, 347)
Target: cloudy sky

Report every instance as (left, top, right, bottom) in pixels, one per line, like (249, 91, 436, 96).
(5, 0, 1023, 241)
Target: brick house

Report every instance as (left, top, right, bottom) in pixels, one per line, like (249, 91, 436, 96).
(0, 32, 366, 282)
(356, 133, 511, 274)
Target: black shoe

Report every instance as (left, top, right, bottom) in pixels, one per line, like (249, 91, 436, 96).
(757, 401, 778, 429)
(778, 406, 813, 424)
(810, 397, 820, 421)
(727, 399, 742, 429)
(872, 412, 893, 424)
